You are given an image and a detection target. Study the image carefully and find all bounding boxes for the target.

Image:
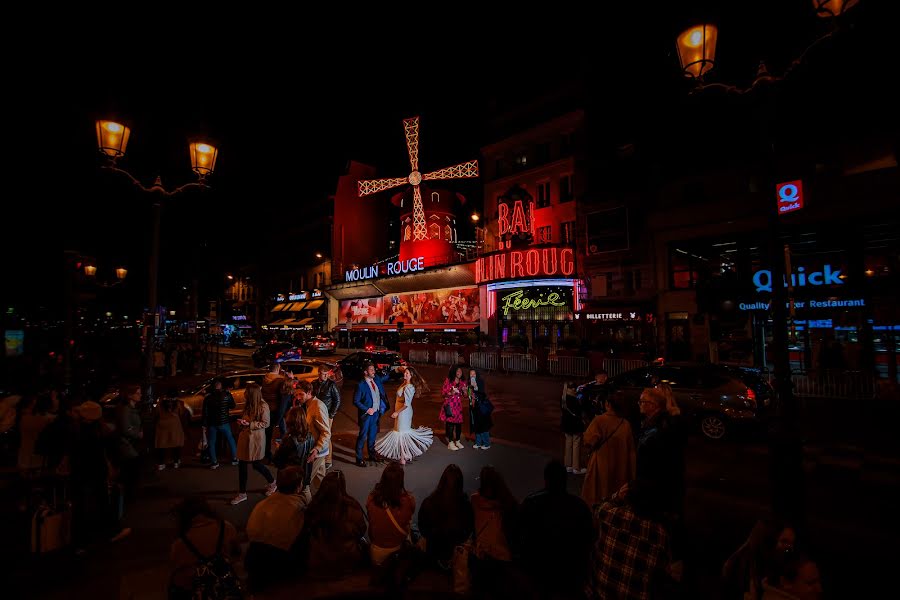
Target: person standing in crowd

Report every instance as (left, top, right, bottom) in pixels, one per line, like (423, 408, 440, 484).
(578, 369, 609, 417)
(374, 367, 433, 465)
(314, 366, 341, 470)
(276, 372, 295, 439)
(231, 383, 276, 505)
(587, 480, 670, 600)
(353, 362, 390, 467)
(202, 378, 238, 470)
(366, 462, 417, 566)
(561, 382, 587, 474)
(471, 465, 520, 595)
(417, 464, 474, 569)
(440, 365, 467, 450)
(636, 387, 681, 515)
(154, 388, 187, 470)
(262, 363, 286, 463)
(519, 460, 593, 600)
(656, 381, 688, 574)
(298, 470, 368, 579)
(761, 550, 823, 600)
(169, 497, 240, 597)
(70, 400, 131, 553)
(245, 467, 307, 593)
(294, 379, 331, 493)
(468, 367, 493, 450)
(115, 384, 144, 502)
(582, 391, 636, 507)
(272, 405, 315, 506)
(17, 393, 54, 475)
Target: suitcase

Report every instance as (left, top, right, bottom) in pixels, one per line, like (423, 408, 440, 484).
(31, 485, 72, 554)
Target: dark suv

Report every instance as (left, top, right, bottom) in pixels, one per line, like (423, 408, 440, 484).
(607, 363, 763, 440)
(338, 351, 407, 380)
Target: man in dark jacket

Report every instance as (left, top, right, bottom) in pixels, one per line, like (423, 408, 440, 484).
(519, 460, 593, 599)
(637, 387, 681, 512)
(314, 367, 341, 470)
(202, 379, 237, 469)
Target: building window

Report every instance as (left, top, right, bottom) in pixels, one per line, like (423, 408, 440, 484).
(560, 174, 574, 203)
(536, 181, 551, 208)
(537, 225, 552, 244)
(404, 225, 411, 241)
(670, 248, 699, 289)
(562, 221, 575, 244)
(444, 225, 452, 241)
(536, 142, 551, 163)
(429, 223, 441, 239)
(515, 154, 528, 167)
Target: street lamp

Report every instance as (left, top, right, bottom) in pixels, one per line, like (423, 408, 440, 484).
(674, 2, 861, 522)
(471, 212, 480, 222)
(95, 118, 218, 402)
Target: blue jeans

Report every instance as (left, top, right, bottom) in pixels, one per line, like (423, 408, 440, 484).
(207, 424, 237, 465)
(475, 431, 491, 447)
(356, 414, 380, 461)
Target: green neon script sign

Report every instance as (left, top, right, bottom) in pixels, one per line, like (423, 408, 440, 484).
(500, 289, 567, 316)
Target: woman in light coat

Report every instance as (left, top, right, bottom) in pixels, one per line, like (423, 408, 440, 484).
(581, 391, 636, 507)
(231, 383, 276, 505)
(154, 392, 187, 470)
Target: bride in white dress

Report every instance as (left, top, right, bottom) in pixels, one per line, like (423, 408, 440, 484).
(374, 367, 433, 465)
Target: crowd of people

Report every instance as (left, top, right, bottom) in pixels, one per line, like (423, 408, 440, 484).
(2, 360, 824, 599)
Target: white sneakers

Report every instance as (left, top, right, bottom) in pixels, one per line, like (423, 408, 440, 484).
(448, 441, 459, 451)
(456, 440, 465, 449)
(230, 493, 248, 505)
(473, 444, 482, 449)
(566, 467, 588, 475)
(157, 464, 166, 471)
(265, 482, 278, 497)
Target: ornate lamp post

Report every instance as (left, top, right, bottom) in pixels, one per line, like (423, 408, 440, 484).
(96, 119, 218, 402)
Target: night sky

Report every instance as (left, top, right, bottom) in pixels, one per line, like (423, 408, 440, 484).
(5, 2, 895, 316)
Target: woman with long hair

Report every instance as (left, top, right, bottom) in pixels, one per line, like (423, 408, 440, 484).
(374, 367, 433, 465)
(367, 462, 417, 566)
(154, 389, 187, 470)
(272, 405, 315, 505)
(440, 364, 467, 450)
(582, 391, 636, 506)
(299, 470, 368, 578)
(418, 464, 474, 567)
(231, 383, 275, 505)
(468, 367, 493, 449)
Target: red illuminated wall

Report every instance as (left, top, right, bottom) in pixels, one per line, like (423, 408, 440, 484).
(392, 187, 466, 268)
(332, 161, 385, 277)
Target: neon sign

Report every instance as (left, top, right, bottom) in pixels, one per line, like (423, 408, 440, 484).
(476, 246, 575, 284)
(345, 256, 426, 282)
(498, 199, 535, 249)
(739, 298, 865, 311)
(345, 263, 379, 282)
(753, 264, 844, 292)
(288, 292, 307, 301)
(777, 180, 803, 215)
(499, 289, 567, 316)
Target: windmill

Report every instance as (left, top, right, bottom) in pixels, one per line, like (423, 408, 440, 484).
(358, 116, 478, 244)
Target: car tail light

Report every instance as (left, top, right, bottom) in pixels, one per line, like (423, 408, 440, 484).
(745, 387, 757, 409)
(275, 351, 283, 359)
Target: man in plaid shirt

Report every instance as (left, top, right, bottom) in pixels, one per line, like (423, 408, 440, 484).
(587, 480, 671, 599)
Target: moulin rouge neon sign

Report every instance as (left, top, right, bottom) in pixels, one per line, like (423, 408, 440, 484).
(475, 246, 575, 284)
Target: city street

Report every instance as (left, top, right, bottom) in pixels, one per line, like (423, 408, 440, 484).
(6, 351, 899, 598)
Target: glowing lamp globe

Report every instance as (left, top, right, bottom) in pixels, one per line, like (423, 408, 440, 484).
(190, 142, 218, 177)
(116, 267, 128, 280)
(84, 264, 97, 277)
(677, 24, 717, 79)
(813, 0, 859, 17)
(96, 120, 131, 158)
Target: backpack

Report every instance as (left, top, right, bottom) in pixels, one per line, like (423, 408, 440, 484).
(179, 521, 243, 600)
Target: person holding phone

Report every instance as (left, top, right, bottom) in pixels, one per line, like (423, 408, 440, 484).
(231, 383, 276, 505)
(440, 365, 467, 450)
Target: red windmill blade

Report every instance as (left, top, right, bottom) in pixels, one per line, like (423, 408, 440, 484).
(357, 116, 479, 242)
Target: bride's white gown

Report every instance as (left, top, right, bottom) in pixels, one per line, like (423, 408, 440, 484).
(374, 383, 433, 461)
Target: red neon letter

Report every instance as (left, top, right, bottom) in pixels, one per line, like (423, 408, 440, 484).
(498, 203, 510, 237)
(510, 251, 525, 278)
(542, 248, 558, 274)
(560, 248, 575, 276)
(510, 200, 527, 235)
(526, 249, 540, 276)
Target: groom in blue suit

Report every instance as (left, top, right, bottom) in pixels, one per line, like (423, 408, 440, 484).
(353, 362, 390, 467)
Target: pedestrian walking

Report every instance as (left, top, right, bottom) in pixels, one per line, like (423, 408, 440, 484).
(231, 384, 276, 505)
(154, 388, 187, 470)
(202, 379, 238, 469)
(293, 379, 331, 494)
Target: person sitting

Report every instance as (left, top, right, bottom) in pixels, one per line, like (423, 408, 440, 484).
(417, 464, 474, 569)
(366, 462, 416, 567)
(297, 470, 368, 579)
(519, 460, 593, 599)
(245, 467, 307, 593)
(722, 518, 798, 600)
(169, 497, 240, 599)
(761, 549, 822, 600)
(471, 465, 520, 597)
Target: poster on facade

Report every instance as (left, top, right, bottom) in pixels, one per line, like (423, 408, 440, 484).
(384, 288, 480, 325)
(339, 297, 384, 324)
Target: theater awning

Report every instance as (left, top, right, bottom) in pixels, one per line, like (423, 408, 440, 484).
(304, 299, 325, 310)
(272, 303, 289, 312)
(325, 262, 476, 300)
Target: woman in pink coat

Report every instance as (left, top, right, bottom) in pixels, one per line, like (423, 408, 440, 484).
(440, 364, 467, 450)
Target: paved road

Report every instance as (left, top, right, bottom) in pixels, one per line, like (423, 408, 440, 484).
(7, 353, 900, 598)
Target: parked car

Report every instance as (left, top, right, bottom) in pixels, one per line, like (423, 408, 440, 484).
(302, 336, 337, 355)
(252, 342, 300, 367)
(606, 363, 763, 440)
(278, 358, 344, 389)
(338, 351, 406, 380)
(176, 370, 268, 420)
(364, 341, 389, 352)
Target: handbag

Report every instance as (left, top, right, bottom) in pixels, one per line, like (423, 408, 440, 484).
(443, 403, 454, 418)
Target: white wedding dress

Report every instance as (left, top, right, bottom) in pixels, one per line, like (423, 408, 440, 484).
(374, 383, 433, 462)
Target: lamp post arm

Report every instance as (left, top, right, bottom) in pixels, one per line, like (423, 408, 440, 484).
(102, 165, 209, 196)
